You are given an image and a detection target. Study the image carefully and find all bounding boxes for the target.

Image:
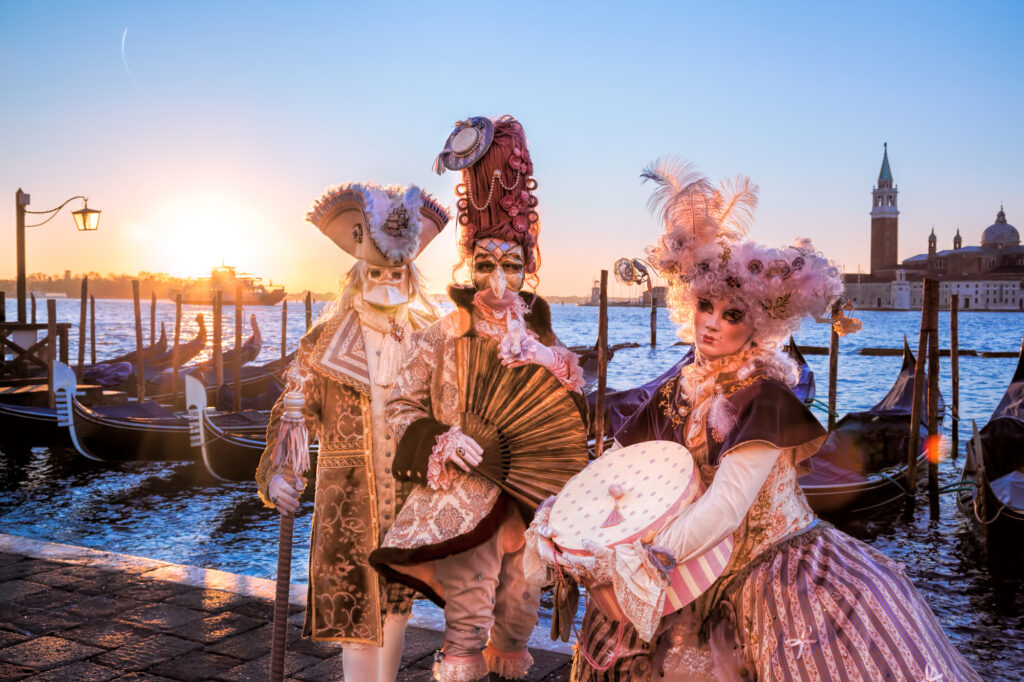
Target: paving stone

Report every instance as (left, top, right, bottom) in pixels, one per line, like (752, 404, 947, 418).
(119, 603, 206, 631)
(68, 574, 129, 597)
(150, 650, 240, 680)
(214, 651, 319, 681)
(164, 588, 250, 613)
(174, 611, 262, 645)
(110, 673, 179, 681)
(528, 648, 573, 680)
(395, 670, 435, 681)
(292, 654, 343, 681)
(0, 635, 103, 671)
(0, 561, 52, 582)
(204, 624, 275, 661)
(23, 568, 89, 588)
(12, 560, 66, 576)
(0, 628, 31, 648)
(116, 581, 193, 603)
(0, 661, 35, 680)
(0, 551, 26, 565)
(228, 599, 273, 622)
(57, 620, 156, 649)
(401, 626, 443, 666)
(286, 632, 340, 660)
(11, 587, 79, 612)
(23, 660, 120, 681)
(63, 594, 146, 620)
(538, 667, 572, 682)
(92, 633, 201, 672)
(6, 609, 88, 637)
(0, 580, 48, 602)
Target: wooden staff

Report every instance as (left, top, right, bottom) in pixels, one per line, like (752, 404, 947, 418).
(31, 292, 37, 323)
(150, 291, 157, 345)
(827, 302, 840, 431)
(132, 280, 146, 401)
(214, 291, 223, 409)
(77, 277, 88, 381)
(172, 294, 183, 410)
(89, 294, 96, 365)
(907, 279, 931, 506)
(594, 270, 609, 457)
(950, 294, 959, 460)
(926, 280, 940, 518)
(234, 284, 243, 413)
(47, 299, 57, 408)
(304, 291, 312, 331)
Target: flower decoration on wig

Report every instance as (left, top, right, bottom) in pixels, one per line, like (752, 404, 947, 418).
(436, 116, 542, 285)
(642, 157, 848, 349)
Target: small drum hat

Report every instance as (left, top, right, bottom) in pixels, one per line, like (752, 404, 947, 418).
(432, 117, 495, 174)
(549, 440, 733, 620)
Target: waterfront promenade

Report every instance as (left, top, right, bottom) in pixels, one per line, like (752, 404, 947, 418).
(0, 535, 571, 680)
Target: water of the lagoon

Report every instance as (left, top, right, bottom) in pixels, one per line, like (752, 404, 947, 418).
(1, 298, 1021, 678)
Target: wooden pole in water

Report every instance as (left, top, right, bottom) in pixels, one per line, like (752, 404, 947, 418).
(132, 280, 146, 401)
(172, 294, 182, 410)
(31, 292, 36, 323)
(77, 277, 88, 381)
(827, 301, 840, 431)
(907, 279, 931, 507)
(649, 287, 657, 347)
(0, 291, 5, 322)
(150, 291, 157, 346)
(304, 291, 312, 331)
(47, 299, 57, 408)
(90, 295, 96, 366)
(594, 270, 609, 457)
(926, 280, 940, 518)
(213, 291, 223, 409)
(281, 299, 288, 371)
(950, 294, 960, 461)
(234, 284, 243, 413)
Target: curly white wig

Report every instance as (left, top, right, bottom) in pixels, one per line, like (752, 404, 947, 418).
(642, 158, 844, 349)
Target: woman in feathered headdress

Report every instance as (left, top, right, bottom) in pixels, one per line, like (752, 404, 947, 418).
(531, 159, 979, 681)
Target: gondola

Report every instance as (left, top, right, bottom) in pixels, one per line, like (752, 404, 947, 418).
(587, 335, 815, 439)
(146, 314, 207, 370)
(82, 318, 208, 388)
(98, 323, 168, 365)
(958, 340, 1024, 566)
(186, 375, 315, 482)
(56, 361, 273, 464)
(799, 338, 943, 517)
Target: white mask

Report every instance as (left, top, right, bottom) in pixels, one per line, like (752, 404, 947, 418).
(489, 266, 507, 300)
(362, 265, 409, 306)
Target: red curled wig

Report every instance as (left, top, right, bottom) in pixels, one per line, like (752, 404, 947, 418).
(454, 116, 542, 282)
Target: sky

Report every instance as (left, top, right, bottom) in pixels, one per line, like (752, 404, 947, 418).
(1, 1, 1022, 298)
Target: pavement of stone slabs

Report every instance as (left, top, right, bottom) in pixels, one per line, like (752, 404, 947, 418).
(0, 550, 572, 681)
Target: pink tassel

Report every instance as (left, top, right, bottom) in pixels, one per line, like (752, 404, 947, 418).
(600, 505, 625, 528)
(707, 393, 738, 443)
(272, 390, 310, 476)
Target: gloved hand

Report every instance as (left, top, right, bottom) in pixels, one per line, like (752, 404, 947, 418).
(443, 426, 483, 471)
(268, 474, 300, 515)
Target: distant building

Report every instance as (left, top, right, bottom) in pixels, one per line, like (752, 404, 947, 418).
(844, 146, 1024, 311)
(642, 286, 668, 307)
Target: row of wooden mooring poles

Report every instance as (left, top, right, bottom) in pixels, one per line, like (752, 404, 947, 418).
(44, 277, 313, 410)
(591, 273, 960, 520)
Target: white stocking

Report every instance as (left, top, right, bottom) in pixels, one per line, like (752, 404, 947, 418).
(342, 642, 379, 682)
(379, 614, 409, 681)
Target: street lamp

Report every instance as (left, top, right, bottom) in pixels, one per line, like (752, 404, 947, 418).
(14, 188, 100, 322)
(614, 257, 660, 346)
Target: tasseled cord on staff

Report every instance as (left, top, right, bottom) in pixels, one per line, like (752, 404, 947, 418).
(270, 369, 312, 682)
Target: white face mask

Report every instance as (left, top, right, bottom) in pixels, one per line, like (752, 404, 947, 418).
(489, 266, 507, 300)
(362, 265, 409, 306)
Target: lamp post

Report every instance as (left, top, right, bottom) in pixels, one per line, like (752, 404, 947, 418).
(614, 257, 660, 346)
(15, 188, 100, 322)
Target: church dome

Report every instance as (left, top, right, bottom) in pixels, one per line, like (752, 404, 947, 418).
(981, 207, 1019, 247)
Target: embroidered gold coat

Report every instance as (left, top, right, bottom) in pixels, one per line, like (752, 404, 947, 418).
(255, 306, 431, 645)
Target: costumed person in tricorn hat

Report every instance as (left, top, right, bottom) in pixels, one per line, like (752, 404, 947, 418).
(527, 159, 980, 681)
(255, 182, 449, 681)
(369, 116, 586, 682)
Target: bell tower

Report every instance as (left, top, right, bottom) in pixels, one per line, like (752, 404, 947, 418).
(870, 143, 899, 274)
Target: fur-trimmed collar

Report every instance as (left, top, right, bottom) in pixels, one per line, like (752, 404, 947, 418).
(447, 285, 555, 346)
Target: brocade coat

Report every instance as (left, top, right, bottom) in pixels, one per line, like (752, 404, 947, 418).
(255, 305, 431, 645)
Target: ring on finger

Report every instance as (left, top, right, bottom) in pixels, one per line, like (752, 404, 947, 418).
(455, 447, 466, 457)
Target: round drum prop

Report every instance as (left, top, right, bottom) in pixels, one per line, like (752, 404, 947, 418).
(548, 440, 733, 621)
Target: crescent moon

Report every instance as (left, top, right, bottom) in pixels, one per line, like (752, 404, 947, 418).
(121, 27, 142, 89)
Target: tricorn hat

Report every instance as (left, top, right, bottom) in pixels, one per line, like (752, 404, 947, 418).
(306, 183, 450, 266)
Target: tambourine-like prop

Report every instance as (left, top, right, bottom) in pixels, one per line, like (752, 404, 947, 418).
(548, 440, 732, 622)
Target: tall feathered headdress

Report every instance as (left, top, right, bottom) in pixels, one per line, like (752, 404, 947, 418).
(641, 157, 848, 348)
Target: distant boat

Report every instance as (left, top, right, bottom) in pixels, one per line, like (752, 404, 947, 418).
(171, 265, 286, 305)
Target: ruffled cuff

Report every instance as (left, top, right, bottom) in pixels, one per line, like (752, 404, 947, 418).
(523, 497, 557, 587)
(484, 643, 534, 679)
(548, 346, 585, 393)
(610, 538, 669, 642)
(433, 650, 487, 682)
(426, 429, 462, 491)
